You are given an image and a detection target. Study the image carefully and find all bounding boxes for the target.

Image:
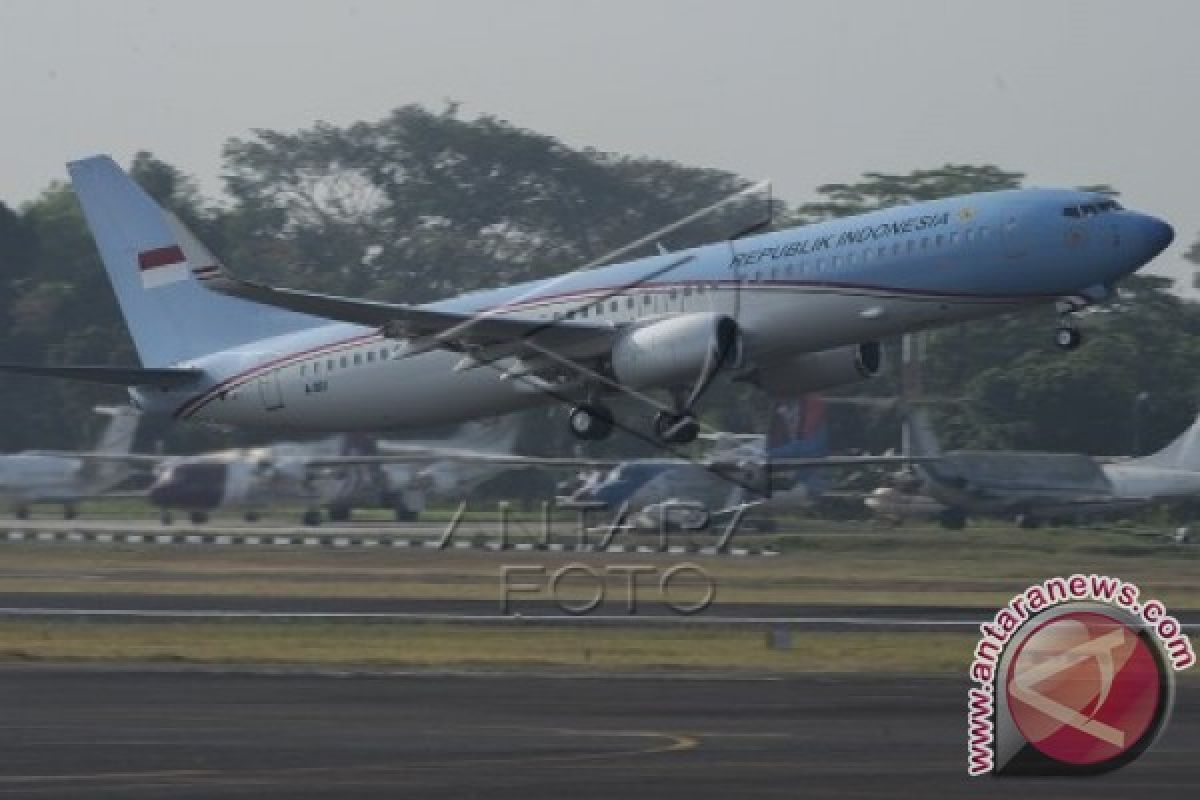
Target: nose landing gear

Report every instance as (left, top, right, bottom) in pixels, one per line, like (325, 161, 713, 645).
(1054, 323, 1082, 351)
(1054, 299, 1084, 351)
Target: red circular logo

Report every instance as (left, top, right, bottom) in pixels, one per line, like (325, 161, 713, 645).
(1006, 610, 1163, 766)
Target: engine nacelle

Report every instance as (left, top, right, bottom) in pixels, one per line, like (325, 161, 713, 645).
(750, 342, 882, 396)
(610, 313, 740, 389)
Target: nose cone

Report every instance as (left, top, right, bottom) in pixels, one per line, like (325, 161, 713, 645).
(1136, 214, 1174, 262)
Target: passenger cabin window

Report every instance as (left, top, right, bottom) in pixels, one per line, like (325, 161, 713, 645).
(353, 354, 362, 366)
(367, 351, 375, 363)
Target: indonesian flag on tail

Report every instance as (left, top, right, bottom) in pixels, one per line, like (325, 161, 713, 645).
(137, 245, 189, 289)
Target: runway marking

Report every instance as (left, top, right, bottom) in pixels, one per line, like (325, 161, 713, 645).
(0, 727, 700, 791)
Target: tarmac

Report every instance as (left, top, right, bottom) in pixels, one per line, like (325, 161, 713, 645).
(0, 666, 1194, 798)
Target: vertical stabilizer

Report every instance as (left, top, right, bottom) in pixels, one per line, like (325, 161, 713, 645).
(1137, 412, 1200, 471)
(68, 156, 324, 367)
(903, 406, 943, 459)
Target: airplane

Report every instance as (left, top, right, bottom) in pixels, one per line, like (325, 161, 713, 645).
(146, 435, 385, 525)
(0, 406, 143, 519)
(146, 416, 529, 525)
(0, 157, 1173, 447)
(880, 405, 1200, 529)
(376, 415, 528, 520)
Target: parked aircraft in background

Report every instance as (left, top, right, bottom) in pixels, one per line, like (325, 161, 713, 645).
(554, 395, 919, 531)
(147, 417, 527, 525)
(147, 435, 382, 525)
(561, 395, 834, 523)
(0, 406, 143, 518)
(376, 416, 526, 520)
(884, 406, 1200, 529)
(0, 158, 1173, 450)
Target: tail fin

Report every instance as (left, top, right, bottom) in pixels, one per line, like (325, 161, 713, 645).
(1137, 412, 1200, 471)
(766, 394, 828, 458)
(68, 156, 323, 367)
(92, 405, 141, 454)
(902, 406, 943, 459)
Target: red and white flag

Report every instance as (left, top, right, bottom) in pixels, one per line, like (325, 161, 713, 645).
(137, 245, 188, 289)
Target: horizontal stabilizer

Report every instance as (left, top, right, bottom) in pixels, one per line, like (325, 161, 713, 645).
(0, 364, 203, 388)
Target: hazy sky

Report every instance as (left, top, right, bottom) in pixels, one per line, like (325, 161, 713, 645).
(1, 0, 1197, 289)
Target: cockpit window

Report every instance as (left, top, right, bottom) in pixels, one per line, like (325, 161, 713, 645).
(1063, 200, 1122, 218)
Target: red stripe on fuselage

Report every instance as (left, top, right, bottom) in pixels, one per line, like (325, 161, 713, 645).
(138, 245, 186, 270)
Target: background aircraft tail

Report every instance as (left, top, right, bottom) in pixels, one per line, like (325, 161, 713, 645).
(1136, 411, 1200, 471)
(92, 405, 141, 455)
(902, 405, 943, 459)
(68, 156, 324, 367)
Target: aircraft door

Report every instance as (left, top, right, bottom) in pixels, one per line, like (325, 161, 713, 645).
(258, 369, 285, 411)
(1002, 212, 1027, 259)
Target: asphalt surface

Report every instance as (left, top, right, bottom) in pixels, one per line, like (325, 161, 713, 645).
(0, 593, 1047, 628)
(0, 667, 1194, 799)
(0, 593, 1197, 630)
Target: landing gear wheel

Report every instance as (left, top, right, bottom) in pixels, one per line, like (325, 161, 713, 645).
(1054, 326, 1082, 351)
(243, 511, 260, 523)
(568, 404, 614, 441)
(160, 511, 174, 526)
(1016, 513, 1041, 530)
(188, 511, 209, 525)
(62, 506, 77, 521)
(654, 411, 700, 445)
(327, 505, 352, 523)
(301, 510, 323, 527)
(14, 507, 29, 520)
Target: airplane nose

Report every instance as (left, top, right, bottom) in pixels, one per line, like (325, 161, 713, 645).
(1140, 214, 1175, 259)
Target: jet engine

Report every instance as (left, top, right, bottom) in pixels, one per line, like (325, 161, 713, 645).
(749, 342, 882, 396)
(610, 313, 741, 389)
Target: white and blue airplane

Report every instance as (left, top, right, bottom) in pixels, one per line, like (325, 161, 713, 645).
(0, 157, 1174, 443)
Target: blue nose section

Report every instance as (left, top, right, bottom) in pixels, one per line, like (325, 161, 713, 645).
(1138, 214, 1174, 260)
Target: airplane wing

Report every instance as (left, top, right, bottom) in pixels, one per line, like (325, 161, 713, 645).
(303, 451, 622, 471)
(0, 364, 203, 388)
(190, 180, 764, 362)
(196, 269, 619, 358)
(305, 450, 935, 471)
(29, 451, 163, 466)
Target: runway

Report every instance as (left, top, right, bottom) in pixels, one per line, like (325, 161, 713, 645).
(0, 593, 1046, 629)
(0, 593, 1197, 630)
(0, 666, 1194, 798)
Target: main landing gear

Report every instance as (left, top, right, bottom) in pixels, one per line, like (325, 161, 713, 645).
(654, 410, 700, 445)
(568, 403, 614, 441)
(565, 316, 738, 447)
(1054, 300, 1084, 351)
